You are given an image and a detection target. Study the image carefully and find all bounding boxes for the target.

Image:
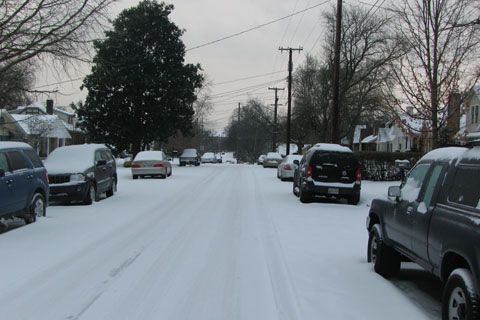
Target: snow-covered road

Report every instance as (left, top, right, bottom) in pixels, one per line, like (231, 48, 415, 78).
(0, 163, 440, 319)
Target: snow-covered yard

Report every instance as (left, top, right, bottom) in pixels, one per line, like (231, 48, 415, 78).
(0, 163, 440, 319)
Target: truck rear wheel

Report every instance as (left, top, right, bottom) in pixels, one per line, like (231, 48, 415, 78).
(442, 269, 480, 320)
(368, 225, 401, 277)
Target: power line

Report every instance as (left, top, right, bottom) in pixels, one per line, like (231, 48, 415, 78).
(213, 70, 286, 86)
(186, 0, 332, 52)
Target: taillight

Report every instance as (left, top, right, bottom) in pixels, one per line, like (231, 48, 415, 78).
(131, 164, 140, 168)
(153, 163, 164, 167)
(356, 169, 361, 182)
(284, 164, 292, 171)
(307, 166, 312, 178)
(45, 170, 49, 184)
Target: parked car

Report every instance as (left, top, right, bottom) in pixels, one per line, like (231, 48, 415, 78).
(0, 142, 49, 229)
(179, 148, 201, 166)
(366, 142, 480, 319)
(131, 151, 172, 179)
(257, 155, 266, 165)
(201, 152, 217, 163)
(263, 152, 283, 168)
(293, 143, 361, 204)
(45, 144, 117, 205)
(277, 155, 303, 181)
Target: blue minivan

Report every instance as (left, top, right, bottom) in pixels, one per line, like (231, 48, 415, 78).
(0, 142, 49, 231)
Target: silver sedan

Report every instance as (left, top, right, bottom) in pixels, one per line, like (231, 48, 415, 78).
(277, 154, 303, 181)
(131, 151, 172, 179)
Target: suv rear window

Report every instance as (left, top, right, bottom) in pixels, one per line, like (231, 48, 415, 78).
(23, 149, 44, 168)
(311, 151, 357, 168)
(448, 166, 480, 209)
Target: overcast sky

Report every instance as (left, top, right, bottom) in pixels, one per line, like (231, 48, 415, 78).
(35, 0, 381, 132)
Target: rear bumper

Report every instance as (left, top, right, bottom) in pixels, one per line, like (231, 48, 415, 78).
(131, 167, 166, 176)
(303, 180, 361, 197)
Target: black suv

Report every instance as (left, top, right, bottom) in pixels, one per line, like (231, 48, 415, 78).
(366, 142, 480, 319)
(0, 142, 49, 230)
(293, 143, 361, 204)
(44, 144, 117, 205)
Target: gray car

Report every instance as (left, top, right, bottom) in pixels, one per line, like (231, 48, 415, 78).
(179, 148, 201, 166)
(45, 144, 117, 205)
(263, 152, 283, 168)
(131, 151, 172, 179)
(277, 155, 303, 181)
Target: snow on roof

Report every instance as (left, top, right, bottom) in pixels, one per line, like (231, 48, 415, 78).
(420, 147, 468, 162)
(11, 114, 71, 139)
(353, 125, 366, 144)
(467, 132, 480, 139)
(44, 144, 107, 174)
(0, 141, 33, 149)
(310, 143, 352, 153)
(361, 135, 377, 144)
(134, 151, 165, 161)
(398, 113, 423, 133)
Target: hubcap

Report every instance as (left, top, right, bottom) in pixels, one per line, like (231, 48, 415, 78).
(449, 287, 467, 320)
(370, 235, 378, 263)
(33, 198, 44, 217)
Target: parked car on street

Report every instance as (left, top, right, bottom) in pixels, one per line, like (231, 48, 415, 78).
(179, 148, 201, 166)
(293, 143, 361, 204)
(131, 151, 172, 179)
(45, 144, 117, 205)
(366, 142, 480, 319)
(257, 154, 266, 165)
(277, 154, 303, 181)
(263, 152, 283, 168)
(0, 142, 49, 230)
(201, 152, 217, 163)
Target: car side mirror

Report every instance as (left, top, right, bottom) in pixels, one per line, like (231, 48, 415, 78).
(388, 186, 401, 200)
(96, 159, 107, 166)
(0, 168, 4, 178)
(293, 160, 299, 166)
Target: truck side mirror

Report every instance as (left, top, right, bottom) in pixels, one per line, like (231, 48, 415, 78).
(96, 159, 107, 166)
(388, 186, 401, 200)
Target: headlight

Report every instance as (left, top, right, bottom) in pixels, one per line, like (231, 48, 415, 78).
(70, 173, 85, 182)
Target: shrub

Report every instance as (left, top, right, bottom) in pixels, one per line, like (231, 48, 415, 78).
(123, 160, 132, 168)
(355, 151, 424, 181)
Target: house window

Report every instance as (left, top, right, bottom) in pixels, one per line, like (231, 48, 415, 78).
(472, 105, 479, 124)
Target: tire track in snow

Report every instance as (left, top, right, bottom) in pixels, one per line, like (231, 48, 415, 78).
(250, 168, 304, 320)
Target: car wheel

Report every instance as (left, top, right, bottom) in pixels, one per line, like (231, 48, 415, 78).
(367, 224, 401, 277)
(168, 167, 172, 176)
(25, 193, 46, 223)
(299, 186, 312, 203)
(161, 173, 166, 179)
(442, 268, 480, 320)
(348, 193, 360, 205)
(106, 178, 116, 197)
(132, 175, 138, 179)
(293, 182, 299, 197)
(83, 184, 96, 205)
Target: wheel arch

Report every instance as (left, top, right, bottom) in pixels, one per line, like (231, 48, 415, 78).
(367, 211, 381, 232)
(441, 252, 472, 283)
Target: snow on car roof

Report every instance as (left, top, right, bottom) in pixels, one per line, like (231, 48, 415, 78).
(134, 151, 165, 161)
(0, 141, 33, 149)
(420, 147, 467, 162)
(310, 143, 352, 153)
(266, 152, 283, 159)
(44, 144, 107, 174)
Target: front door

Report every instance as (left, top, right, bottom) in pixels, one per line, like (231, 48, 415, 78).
(387, 163, 431, 253)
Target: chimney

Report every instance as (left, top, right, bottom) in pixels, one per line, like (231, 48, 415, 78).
(46, 99, 54, 115)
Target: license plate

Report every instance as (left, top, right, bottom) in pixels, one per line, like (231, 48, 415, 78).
(328, 188, 339, 195)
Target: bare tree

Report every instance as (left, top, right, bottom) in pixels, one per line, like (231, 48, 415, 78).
(0, 0, 115, 77)
(386, 0, 480, 149)
(0, 62, 35, 108)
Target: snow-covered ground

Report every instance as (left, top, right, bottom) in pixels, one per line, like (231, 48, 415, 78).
(0, 163, 441, 319)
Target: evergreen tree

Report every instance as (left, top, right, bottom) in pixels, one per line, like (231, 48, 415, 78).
(78, 1, 203, 156)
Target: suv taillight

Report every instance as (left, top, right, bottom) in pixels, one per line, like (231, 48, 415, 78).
(356, 169, 361, 182)
(307, 166, 312, 178)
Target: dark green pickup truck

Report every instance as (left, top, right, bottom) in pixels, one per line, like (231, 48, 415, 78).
(366, 142, 480, 320)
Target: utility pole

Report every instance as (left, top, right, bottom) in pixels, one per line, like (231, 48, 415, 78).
(268, 87, 284, 152)
(279, 47, 302, 156)
(331, 0, 343, 144)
